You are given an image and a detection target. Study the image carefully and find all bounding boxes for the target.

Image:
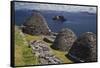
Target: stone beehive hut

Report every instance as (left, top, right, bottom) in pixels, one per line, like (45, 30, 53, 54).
(52, 28, 77, 52)
(22, 11, 51, 35)
(67, 32, 97, 62)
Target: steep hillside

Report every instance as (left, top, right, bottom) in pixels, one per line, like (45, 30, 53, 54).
(15, 26, 39, 66)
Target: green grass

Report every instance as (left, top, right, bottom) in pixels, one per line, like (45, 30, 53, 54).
(15, 26, 39, 66)
(14, 26, 72, 66)
(46, 42, 72, 63)
(52, 49, 72, 63)
(22, 34, 72, 64)
(24, 34, 42, 42)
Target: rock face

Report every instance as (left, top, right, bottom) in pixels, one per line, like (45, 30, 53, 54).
(67, 32, 97, 62)
(52, 28, 77, 52)
(22, 11, 51, 35)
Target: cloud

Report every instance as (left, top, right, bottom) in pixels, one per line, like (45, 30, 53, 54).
(15, 2, 96, 13)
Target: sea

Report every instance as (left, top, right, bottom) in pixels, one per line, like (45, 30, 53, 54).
(15, 10, 97, 36)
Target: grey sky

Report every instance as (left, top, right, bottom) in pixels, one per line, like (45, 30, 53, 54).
(15, 2, 96, 13)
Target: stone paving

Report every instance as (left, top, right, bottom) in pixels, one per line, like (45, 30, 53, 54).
(30, 40, 62, 64)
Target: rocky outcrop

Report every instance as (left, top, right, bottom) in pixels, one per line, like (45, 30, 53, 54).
(51, 28, 77, 52)
(22, 11, 51, 35)
(67, 32, 97, 62)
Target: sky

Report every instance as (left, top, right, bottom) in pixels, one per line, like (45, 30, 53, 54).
(15, 2, 96, 13)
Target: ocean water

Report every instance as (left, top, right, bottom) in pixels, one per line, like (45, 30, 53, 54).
(15, 10, 97, 36)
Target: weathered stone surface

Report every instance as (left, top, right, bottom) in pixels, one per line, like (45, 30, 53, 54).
(43, 36, 56, 43)
(30, 40, 62, 64)
(22, 11, 51, 35)
(52, 28, 77, 52)
(67, 32, 97, 62)
(51, 32, 58, 36)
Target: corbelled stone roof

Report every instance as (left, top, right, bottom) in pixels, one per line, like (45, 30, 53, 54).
(52, 28, 77, 52)
(22, 11, 51, 35)
(68, 32, 97, 62)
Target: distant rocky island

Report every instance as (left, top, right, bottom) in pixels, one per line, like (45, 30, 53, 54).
(52, 16, 66, 22)
(19, 11, 97, 64)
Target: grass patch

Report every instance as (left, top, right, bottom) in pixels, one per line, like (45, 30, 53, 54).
(24, 34, 42, 42)
(52, 49, 72, 63)
(15, 27, 39, 66)
(24, 34, 72, 63)
(15, 26, 72, 66)
(45, 42, 72, 63)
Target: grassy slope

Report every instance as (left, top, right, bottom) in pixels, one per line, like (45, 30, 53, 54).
(24, 34, 72, 64)
(15, 27, 39, 66)
(45, 42, 72, 63)
(24, 34, 42, 42)
(15, 26, 72, 66)
(52, 49, 72, 63)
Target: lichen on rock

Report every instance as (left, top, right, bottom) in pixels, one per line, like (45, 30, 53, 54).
(51, 28, 77, 52)
(67, 32, 97, 62)
(22, 11, 51, 35)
